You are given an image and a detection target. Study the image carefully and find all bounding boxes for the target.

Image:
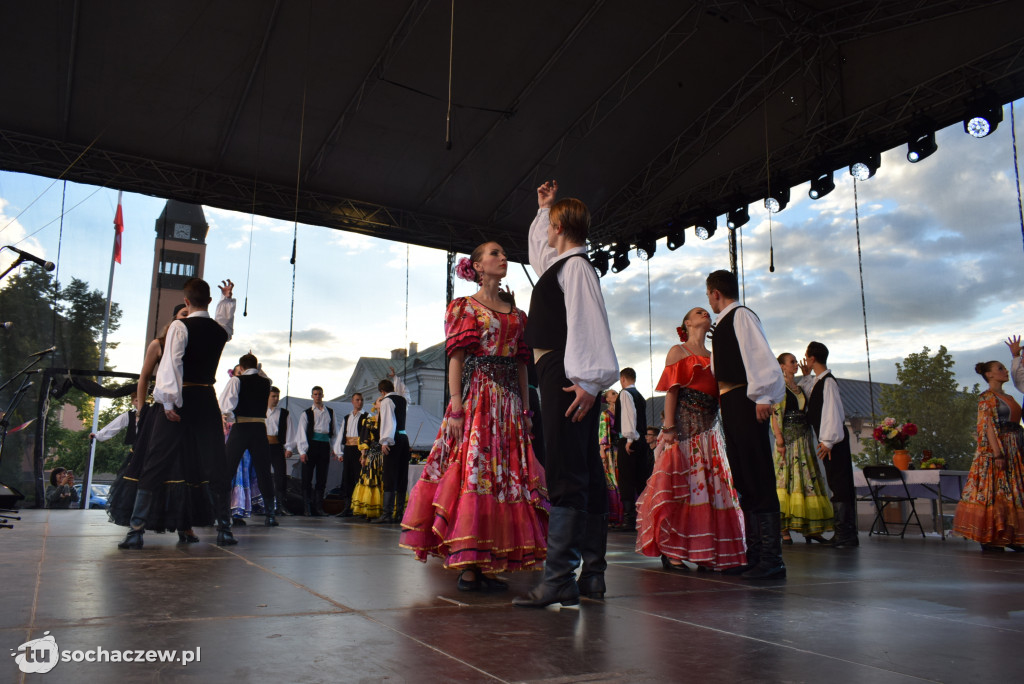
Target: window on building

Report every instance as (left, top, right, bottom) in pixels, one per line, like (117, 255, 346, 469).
(157, 249, 200, 289)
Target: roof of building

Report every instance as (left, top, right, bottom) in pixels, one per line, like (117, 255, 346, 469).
(338, 341, 446, 400)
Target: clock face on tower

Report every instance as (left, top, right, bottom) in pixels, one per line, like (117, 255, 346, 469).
(173, 223, 191, 240)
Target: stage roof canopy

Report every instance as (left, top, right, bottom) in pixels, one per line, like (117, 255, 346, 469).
(2, 1, 1023, 259)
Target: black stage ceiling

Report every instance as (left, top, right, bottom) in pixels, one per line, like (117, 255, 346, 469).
(1, 1, 1023, 259)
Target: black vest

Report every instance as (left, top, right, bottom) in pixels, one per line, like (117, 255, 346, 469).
(277, 408, 289, 438)
(180, 317, 229, 385)
(615, 386, 647, 440)
(806, 372, 846, 441)
(711, 305, 755, 386)
(236, 374, 271, 418)
(384, 394, 407, 432)
(305, 406, 335, 441)
(124, 408, 139, 446)
(525, 253, 590, 350)
(343, 411, 368, 439)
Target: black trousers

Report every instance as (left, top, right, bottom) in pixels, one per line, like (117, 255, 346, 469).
(381, 435, 410, 494)
(823, 428, 855, 506)
(718, 388, 779, 515)
(616, 437, 651, 510)
(268, 442, 288, 503)
(536, 350, 607, 514)
(140, 386, 226, 493)
(301, 441, 331, 499)
(340, 444, 362, 501)
(225, 422, 276, 504)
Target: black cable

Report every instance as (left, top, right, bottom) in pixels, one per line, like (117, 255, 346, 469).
(853, 178, 875, 420)
(1012, 102, 1024, 254)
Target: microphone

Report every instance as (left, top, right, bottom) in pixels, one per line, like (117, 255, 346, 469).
(29, 346, 57, 357)
(4, 246, 55, 271)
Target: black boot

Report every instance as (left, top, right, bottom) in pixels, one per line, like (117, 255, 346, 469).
(264, 498, 279, 527)
(742, 512, 787, 580)
(831, 502, 860, 547)
(118, 489, 153, 549)
(619, 499, 636, 531)
(302, 492, 313, 516)
(577, 513, 609, 599)
(371, 492, 396, 524)
(393, 495, 406, 525)
(723, 508, 759, 575)
(276, 503, 292, 516)
(513, 507, 587, 608)
(211, 492, 237, 546)
(177, 529, 200, 544)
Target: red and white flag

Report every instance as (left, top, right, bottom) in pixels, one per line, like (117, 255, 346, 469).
(113, 191, 124, 264)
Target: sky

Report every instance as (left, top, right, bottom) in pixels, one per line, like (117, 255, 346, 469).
(2, 101, 1023, 405)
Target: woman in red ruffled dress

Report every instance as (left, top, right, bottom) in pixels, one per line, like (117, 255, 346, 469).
(400, 242, 549, 591)
(636, 306, 746, 571)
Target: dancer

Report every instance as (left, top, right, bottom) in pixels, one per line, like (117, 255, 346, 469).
(351, 398, 384, 519)
(772, 353, 833, 543)
(636, 307, 746, 571)
(335, 392, 369, 517)
(799, 342, 858, 548)
(952, 360, 1024, 551)
(401, 242, 548, 590)
(705, 269, 786, 579)
(220, 353, 278, 527)
(514, 181, 619, 608)
(1009, 335, 1024, 394)
(616, 367, 650, 530)
(372, 379, 411, 523)
(295, 386, 338, 516)
(118, 278, 236, 549)
(266, 386, 295, 516)
(89, 391, 142, 445)
(599, 390, 624, 527)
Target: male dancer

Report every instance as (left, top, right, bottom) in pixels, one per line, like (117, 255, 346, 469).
(119, 278, 236, 548)
(295, 386, 338, 516)
(800, 341, 858, 547)
(615, 367, 649, 530)
(335, 392, 369, 517)
(90, 390, 144, 446)
(220, 353, 278, 527)
(706, 270, 786, 579)
(372, 379, 410, 524)
(266, 385, 295, 516)
(515, 181, 619, 608)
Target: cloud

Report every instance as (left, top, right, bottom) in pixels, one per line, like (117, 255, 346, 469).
(259, 328, 337, 346)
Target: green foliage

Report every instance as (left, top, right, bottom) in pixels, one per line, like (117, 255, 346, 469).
(45, 395, 133, 476)
(855, 346, 978, 470)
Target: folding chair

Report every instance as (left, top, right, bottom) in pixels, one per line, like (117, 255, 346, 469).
(862, 465, 926, 538)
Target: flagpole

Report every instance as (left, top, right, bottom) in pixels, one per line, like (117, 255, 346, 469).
(83, 191, 122, 509)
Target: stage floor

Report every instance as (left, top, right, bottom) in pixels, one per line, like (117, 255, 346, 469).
(3, 509, 1021, 683)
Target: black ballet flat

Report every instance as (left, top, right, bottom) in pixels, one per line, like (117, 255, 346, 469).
(457, 570, 482, 592)
(479, 576, 509, 593)
(660, 555, 690, 573)
(980, 544, 1005, 552)
(1007, 544, 1024, 552)
(782, 534, 794, 545)
(805, 534, 832, 544)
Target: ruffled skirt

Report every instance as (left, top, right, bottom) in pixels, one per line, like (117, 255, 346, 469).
(775, 421, 834, 534)
(954, 427, 1024, 545)
(351, 447, 383, 519)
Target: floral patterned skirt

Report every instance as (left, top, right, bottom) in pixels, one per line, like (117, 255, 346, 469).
(351, 447, 383, 519)
(399, 368, 549, 573)
(602, 446, 624, 526)
(953, 427, 1024, 545)
(775, 421, 834, 534)
(636, 417, 747, 570)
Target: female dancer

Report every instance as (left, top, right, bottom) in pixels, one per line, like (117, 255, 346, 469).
(400, 242, 548, 591)
(771, 353, 833, 543)
(108, 304, 205, 544)
(350, 398, 384, 520)
(953, 360, 1024, 551)
(599, 390, 624, 527)
(636, 307, 746, 571)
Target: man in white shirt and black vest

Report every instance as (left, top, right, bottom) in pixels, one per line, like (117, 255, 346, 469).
(615, 367, 650, 530)
(90, 390, 144, 446)
(219, 353, 279, 527)
(706, 269, 787, 579)
(514, 181, 619, 608)
(335, 392, 369, 517)
(266, 386, 295, 516)
(799, 341, 859, 547)
(296, 386, 338, 516)
(119, 277, 237, 549)
(372, 379, 410, 524)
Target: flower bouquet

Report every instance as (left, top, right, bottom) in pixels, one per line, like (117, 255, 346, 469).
(872, 418, 918, 450)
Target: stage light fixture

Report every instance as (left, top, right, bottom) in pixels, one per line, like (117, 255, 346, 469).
(666, 226, 685, 250)
(611, 243, 630, 273)
(964, 104, 1002, 138)
(808, 172, 835, 199)
(694, 215, 717, 240)
(764, 186, 790, 213)
(906, 130, 937, 163)
(635, 233, 657, 261)
(849, 152, 880, 180)
(726, 206, 749, 230)
(590, 249, 609, 278)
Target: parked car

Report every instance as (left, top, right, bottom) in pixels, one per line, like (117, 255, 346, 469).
(73, 483, 110, 509)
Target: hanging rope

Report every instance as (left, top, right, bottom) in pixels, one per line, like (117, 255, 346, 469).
(739, 225, 746, 305)
(444, 0, 455, 150)
(404, 243, 410, 379)
(853, 178, 876, 419)
(49, 180, 68, 364)
(13, 186, 102, 248)
(647, 258, 654, 394)
(242, 62, 267, 318)
(1012, 102, 1024, 254)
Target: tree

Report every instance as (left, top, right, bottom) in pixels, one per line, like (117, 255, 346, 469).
(45, 395, 133, 476)
(863, 346, 978, 470)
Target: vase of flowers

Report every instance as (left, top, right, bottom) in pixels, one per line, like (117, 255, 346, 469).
(872, 418, 919, 470)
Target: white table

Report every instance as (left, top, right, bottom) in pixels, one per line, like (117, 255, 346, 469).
(854, 469, 969, 539)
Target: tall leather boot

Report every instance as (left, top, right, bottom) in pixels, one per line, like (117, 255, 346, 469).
(371, 492, 395, 524)
(577, 513, 609, 599)
(723, 508, 759, 575)
(393, 494, 406, 525)
(302, 494, 313, 517)
(620, 499, 636, 531)
(118, 489, 154, 549)
(513, 507, 587, 608)
(312, 492, 326, 517)
(213, 492, 238, 546)
(831, 502, 860, 547)
(742, 512, 787, 580)
(264, 497, 279, 527)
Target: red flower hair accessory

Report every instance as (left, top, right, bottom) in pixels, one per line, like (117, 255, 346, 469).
(676, 325, 688, 343)
(455, 257, 477, 282)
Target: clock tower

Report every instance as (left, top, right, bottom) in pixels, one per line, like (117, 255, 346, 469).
(145, 200, 210, 346)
